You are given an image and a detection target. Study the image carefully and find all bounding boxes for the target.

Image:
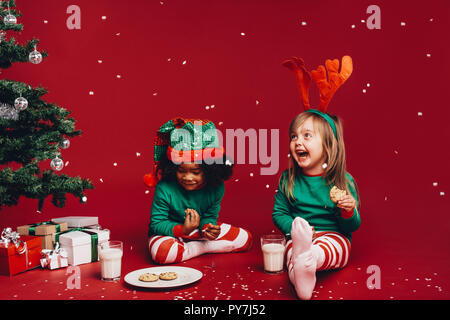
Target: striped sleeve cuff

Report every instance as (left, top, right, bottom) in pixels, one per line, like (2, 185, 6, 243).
(173, 224, 185, 238)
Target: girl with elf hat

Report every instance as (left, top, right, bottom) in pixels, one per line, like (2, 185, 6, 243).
(273, 56, 361, 299)
(144, 118, 252, 264)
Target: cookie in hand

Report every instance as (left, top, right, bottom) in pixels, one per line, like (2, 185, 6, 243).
(329, 186, 346, 203)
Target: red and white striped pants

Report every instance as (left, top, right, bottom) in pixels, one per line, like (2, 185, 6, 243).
(148, 222, 252, 264)
(286, 231, 351, 271)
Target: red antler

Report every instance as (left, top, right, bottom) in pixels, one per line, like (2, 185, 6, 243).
(282, 57, 311, 110)
(310, 55, 353, 112)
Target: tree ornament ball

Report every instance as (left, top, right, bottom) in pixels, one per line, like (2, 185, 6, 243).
(3, 14, 17, 25)
(29, 49, 43, 64)
(14, 97, 28, 111)
(60, 139, 70, 149)
(50, 157, 64, 171)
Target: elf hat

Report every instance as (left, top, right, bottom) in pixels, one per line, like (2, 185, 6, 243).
(282, 55, 353, 138)
(144, 117, 224, 187)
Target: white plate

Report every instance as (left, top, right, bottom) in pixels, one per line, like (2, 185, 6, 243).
(124, 266, 203, 289)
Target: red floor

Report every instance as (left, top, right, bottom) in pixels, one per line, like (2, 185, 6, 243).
(1, 228, 448, 300)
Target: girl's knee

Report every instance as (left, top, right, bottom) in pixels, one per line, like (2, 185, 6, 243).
(149, 236, 181, 264)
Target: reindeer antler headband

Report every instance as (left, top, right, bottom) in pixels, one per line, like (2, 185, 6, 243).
(282, 55, 353, 139)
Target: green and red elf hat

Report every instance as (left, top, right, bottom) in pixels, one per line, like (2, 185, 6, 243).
(282, 55, 353, 138)
(144, 117, 224, 187)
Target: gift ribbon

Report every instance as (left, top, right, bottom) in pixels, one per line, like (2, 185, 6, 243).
(54, 228, 99, 262)
(1, 227, 29, 268)
(1, 227, 26, 254)
(28, 221, 62, 235)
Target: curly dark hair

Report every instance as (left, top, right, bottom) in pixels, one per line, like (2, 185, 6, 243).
(156, 153, 234, 187)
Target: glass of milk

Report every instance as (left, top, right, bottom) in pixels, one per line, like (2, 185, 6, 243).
(261, 234, 286, 274)
(99, 241, 123, 281)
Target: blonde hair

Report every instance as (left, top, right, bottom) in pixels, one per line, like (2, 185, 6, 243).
(281, 112, 359, 204)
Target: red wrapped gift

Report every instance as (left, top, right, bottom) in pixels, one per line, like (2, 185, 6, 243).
(0, 228, 42, 276)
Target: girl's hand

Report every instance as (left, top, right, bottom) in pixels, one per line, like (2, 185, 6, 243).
(203, 224, 221, 240)
(183, 209, 200, 235)
(337, 194, 357, 212)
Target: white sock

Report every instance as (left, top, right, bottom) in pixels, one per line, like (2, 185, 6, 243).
(290, 217, 317, 300)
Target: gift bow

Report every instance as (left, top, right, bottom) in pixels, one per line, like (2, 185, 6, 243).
(1, 227, 26, 254)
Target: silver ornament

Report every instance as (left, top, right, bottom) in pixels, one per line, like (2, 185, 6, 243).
(3, 14, 17, 25)
(50, 156, 64, 171)
(14, 96, 28, 111)
(29, 49, 43, 64)
(60, 139, 70, 149)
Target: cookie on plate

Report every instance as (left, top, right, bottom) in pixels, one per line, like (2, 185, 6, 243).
(138, 273, 159, 282)
(159, 272, 178, 280)
(329, 186, 346, 203)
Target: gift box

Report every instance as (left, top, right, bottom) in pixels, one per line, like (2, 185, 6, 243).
(51, 216, 99, 228)
(0, 228, 43, 276)
(40, 243, 68, 270)
(17, 221, 68, 250)
(53, 228, 110, 266)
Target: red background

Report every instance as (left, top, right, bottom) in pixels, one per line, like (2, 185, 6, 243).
(0, 0, 449, 300)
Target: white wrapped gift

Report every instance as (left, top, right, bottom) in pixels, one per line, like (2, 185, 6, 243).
(40, 243, 69, 270)
(51, 216, 99, 228)
(53, 228, 110, 266)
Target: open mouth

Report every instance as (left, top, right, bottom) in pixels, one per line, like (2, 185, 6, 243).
(296, 150, 309, 158)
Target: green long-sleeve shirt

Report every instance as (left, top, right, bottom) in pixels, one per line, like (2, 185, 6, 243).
(148, 180, 225, 238)
(272, 170, 361, 242)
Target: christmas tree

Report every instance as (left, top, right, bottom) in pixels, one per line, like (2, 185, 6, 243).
(0, 0, 93, 211)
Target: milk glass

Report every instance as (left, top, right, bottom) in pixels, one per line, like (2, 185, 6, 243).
(99, 241, 123, 281)
(261, 234, 286, 274)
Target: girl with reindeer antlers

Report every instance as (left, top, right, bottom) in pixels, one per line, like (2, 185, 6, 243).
(272, 55, 361, 300)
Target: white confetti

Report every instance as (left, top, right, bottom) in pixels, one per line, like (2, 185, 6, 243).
(426, 53, 431, 58)
(113, 162, 118, 166)
(266, 184, 270, 188)
(65, 161, 69, 166)
(361, 19, 366, 23)
(362, 89, 367, 93)
(98, 60, 103, 64)
(116, 74, 121, 79)
(418, 112, 423, 116)
(44, 20, 48, 24)
(205, 106, 210, 110)
(89, 91, 94, 95)
(256, 100, 259, 105)
(218, 121, 223, 126)
(440, 192, 445, 196)
(400, 21, 406, 26)
(82, 196, 87, 202)
(433, 182, 438, 187)
(210, 105, 215, 109)
(182, 60, 187, 65)
(99, 178, 104, 183)
(366, 83, 371, 87)
(301, 21, 307, 26)
(116, 33, 120, 36)
(240, 32, 246, 36)
(145, 190, 150, 194)
(250, 173, 254, 177)
(136, 152, 141, 157)
(101, 16, 107, 20)
(351, 24, 356, 29)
